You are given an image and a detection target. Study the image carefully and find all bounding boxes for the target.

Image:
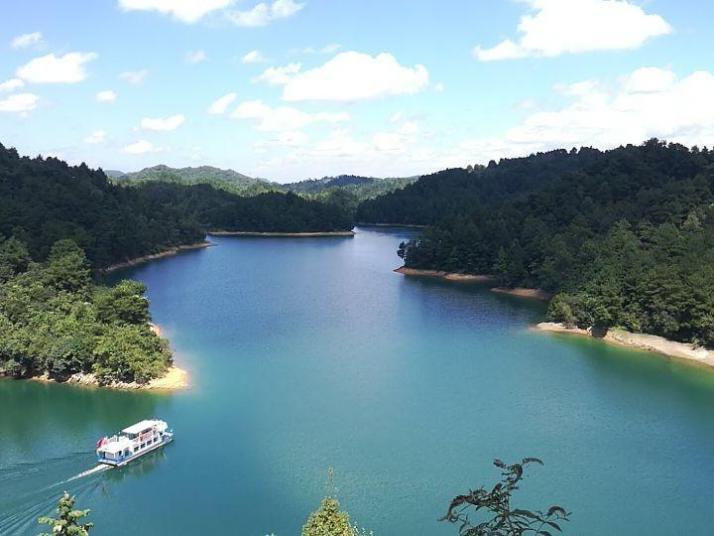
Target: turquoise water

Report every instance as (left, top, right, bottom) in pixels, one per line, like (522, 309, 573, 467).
(3, 227, 714, 535)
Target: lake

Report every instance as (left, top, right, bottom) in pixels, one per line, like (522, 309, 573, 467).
(2, 227, 714, 535)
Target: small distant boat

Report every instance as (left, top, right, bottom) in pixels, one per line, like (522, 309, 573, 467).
(96, 419, 173, 467)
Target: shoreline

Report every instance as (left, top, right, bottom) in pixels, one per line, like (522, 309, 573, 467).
(394, 266, 495, 282)
(490, 287, 553, 301)
(208, 230, 355, 237)
(25, 365, 189, 391)
(357, 222, 428, 229)
(11, 322, 189, 391)
(103, 241, 212, 273)
(535, 322, 714, 370)
(394, 267, 552, 299)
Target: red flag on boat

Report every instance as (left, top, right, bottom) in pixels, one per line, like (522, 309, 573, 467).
(96, 437, 107, 449)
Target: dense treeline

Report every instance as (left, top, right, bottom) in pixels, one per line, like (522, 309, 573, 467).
(137, 182, 354, 233)
(0, 237, 170, 383)
(117, 166, 417, 218)
(113, 164, 275, 196)
(0, 144, 353, 269)
(356, 150, 602, 225)
(0, 144, 204, 269)
(372, 140, 714, 346)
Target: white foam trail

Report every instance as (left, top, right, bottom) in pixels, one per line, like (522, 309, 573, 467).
(66, 464, 110, 482)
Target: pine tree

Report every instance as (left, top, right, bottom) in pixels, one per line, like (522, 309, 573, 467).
(38, 491, 93, 536)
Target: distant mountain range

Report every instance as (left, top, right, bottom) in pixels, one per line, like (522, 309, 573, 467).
(108, 165, 418, 200)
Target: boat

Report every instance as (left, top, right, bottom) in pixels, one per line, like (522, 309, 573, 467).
(96, 419, 173, 467)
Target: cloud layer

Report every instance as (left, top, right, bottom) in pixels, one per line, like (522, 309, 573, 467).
(11, 32, 43, 49)
(227, 0, 304, 27)
(141, 114, 186, 131)
(255, 52, 429, 102)
(0, 93, 39, 113)
(118, 0, 233, 23)
(230, 99, 348, 131)
(475, 0, 671, 61)
(17, 52, 98, 84)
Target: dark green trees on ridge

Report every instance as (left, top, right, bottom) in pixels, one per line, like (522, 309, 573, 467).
(362, 140, 714, 346)
(0, 143, 353, 270)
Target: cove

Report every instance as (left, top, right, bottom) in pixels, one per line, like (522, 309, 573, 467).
(3, 227, 714, 535)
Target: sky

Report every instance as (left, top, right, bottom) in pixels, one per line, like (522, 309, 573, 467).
(1, 0, 713, 182)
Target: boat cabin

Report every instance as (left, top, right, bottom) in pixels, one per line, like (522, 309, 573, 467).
(96, 419, 172, 467)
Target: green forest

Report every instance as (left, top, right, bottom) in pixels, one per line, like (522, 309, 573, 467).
(0, 237, 170, 384)
(360, 140, 714, 347)
(115, 165, 416, 219)
(0, 143, 353, 270)
(0, 143, 351, 384)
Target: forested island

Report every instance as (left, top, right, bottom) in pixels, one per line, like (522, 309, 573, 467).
(360, 140, 714, 350)
(0, 237, 174, 386)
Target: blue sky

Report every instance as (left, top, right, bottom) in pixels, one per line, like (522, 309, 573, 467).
(1, 0, 712, 181)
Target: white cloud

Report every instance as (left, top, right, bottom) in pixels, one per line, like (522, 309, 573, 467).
(456, 67, 714, 164)
(622, 66, 676, 94)
(254, 130, 309, 149)
(0, 79, 24, 92)
(0, 93, 39, 113)
(96, 90, 117, 102)
(241, 50, 265, 64)
(84, 130, 106, 144)
(17, 52, 98, 84)
(186, 50, 207, 64)
(252, 120, 435, 180)
(279, 51, 429, 102)
(252, 63, 301, 85)
(118, 0, 234, 23)
(140, 114, 185, 131)
(119, 69, 149, 85)
(227, 0, 304, 27)
(11, 32, 43, 49)
(474, 0, 672, 61)
(208, 92, 238, 115)
(122, 140, 165, 154)
(291, 43, 341, 56)
(230, 99, 348, 131)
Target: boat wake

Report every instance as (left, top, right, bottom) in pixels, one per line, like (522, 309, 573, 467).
(66, 463, 110, 482)
(0, 457, 110, 535)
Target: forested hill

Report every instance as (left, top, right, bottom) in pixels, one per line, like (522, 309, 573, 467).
(365, 140, 714, 347)
(0, 144, 353, 269)
(356, 148, 604, 225)
(112, 164, 273, 196)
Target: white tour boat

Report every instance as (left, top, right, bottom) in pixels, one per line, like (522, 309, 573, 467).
(96, 419, 173, 467)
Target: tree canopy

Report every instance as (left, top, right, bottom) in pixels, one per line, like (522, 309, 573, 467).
(359, 140, 714, 346)
(0, 143, 353, 270)
(0, 236, 170, 384)
(38, 492, 93, 536)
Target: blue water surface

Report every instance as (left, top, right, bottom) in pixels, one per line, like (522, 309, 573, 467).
(2, 227, 714, 535)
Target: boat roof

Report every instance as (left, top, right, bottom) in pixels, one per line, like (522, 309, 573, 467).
(122, 419, 160, 435)
(101, 437, 133, 453)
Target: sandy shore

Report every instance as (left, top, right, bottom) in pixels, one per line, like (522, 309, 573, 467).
(209, 230, 355, 237)
(535, 322, 714, 369)
(394, 266, 495, 282)
(26, 365, 189, 390)
(491, 287, 553, 301)
(104, 241, 212, 273)
(20, 323, 189, 390)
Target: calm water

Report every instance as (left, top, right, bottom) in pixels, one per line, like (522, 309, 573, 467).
(3, 227, 714, 535)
